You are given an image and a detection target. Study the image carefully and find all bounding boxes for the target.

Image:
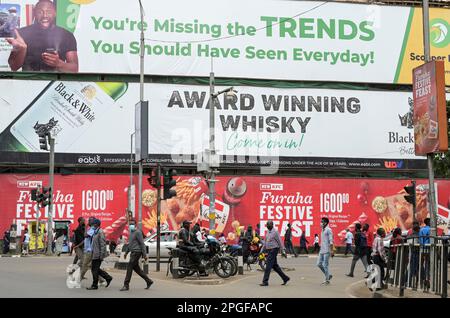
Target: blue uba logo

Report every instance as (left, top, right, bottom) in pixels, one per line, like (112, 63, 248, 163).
(384, 161, 404, 169)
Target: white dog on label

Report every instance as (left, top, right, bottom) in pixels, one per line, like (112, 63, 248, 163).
(66, 264, 81, 289)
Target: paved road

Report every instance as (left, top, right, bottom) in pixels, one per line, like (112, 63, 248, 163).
(0, 254, 372, 298)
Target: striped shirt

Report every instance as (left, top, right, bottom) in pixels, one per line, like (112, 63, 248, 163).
(263, 228, 284, 251)
(320, 226, 333, 254)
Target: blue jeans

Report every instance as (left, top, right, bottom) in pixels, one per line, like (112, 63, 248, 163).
(317, 252, 331, 280)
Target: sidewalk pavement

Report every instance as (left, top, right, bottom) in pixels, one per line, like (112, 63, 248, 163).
(347, 280, 442, 298)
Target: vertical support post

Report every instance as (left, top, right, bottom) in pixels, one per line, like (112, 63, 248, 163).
(137, 0, 145, 231)
(442, 239, 448, 298)
(46, 137, 54, 255)
(156, 164, 161, 272)
(208, 71, 216, 235)
(422, 0, 437, 293)
(399, 243, 405, 297)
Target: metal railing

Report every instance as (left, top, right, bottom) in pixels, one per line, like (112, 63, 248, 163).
(387, 236, 448, 298)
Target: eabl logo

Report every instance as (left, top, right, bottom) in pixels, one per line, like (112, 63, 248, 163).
(384, 161, 404, 169)
(78, 155, 101, 164)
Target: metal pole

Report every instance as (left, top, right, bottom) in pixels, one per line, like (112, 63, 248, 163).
(156, 164, 161, 271)
(129, 133, 135, 212)
(412, 180, 417, 223)
(35, 184, 41, 255)
(209, 71, 216, 235)
(46, 137, 55, 255)
(137, 0, 145, 231)
(422, 0, 438, 291)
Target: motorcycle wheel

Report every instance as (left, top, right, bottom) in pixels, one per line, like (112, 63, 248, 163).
(229, 257, 238, 276)
(169, 260, 190, 279)
(213, 257, 235, 279)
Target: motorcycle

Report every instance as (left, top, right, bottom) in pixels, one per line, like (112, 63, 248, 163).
(167, 235, 236, 279)
(225, 241, 267, 271)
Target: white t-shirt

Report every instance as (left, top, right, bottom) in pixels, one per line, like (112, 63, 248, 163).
(24, 233, 30, 243)
(345, 231, 353, 244)
(314, 236, 319, 244)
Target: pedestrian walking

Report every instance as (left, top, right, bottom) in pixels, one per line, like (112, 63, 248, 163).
(259, 220, 290, 286)
(419, 218, 431, 289)
(345, 223, 369, 278)
(299, 232, 309, 254)
(284, 223, 297, 257)
(344, 229, 354, 256)
(72, 217, 85, 265)
(317, 217, 334, 285)
(55, 232, 64, 256)
(22, 228, 30, 255)
(87, 219, 112, 290)
(120, 220, 153, 291)
(79, 217, 105, 286)
(371, 227, 387, 289)
(313, 234, 320, 253)
(3, 230, 11, 254)
(363, 223, 374, 262)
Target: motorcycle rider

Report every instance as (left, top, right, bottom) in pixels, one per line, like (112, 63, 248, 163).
(178, 220, 205, 275)
(242, 225, 254, 263)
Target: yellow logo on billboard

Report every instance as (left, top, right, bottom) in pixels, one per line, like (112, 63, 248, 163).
(395, 8, 449, 85)
(70, 0, 96, 4)
(430, 19, 449, 48)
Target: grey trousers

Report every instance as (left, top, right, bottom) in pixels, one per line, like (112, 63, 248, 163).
(80, 252, 105, 282)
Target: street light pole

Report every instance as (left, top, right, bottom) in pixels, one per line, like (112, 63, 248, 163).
(421, 0, 438, 292)
(46, 135, 55, 255)
(138, 0, 145, 230)
(208, 71, 217, 235)
(129, 132, 135, 214)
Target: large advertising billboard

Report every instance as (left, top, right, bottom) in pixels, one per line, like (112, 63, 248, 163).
(412, 60, 449, 155)
(1, 174, 449, 246)
(0, 0, 448, 85)
(0, 80, 429, 170)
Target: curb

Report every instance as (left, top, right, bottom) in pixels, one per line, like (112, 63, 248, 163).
(182, 277, 224, 285)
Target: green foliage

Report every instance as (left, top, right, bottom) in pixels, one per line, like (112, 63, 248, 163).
(433, 99, 450, 178)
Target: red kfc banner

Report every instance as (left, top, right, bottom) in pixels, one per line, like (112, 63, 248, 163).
(1, 174, 449, 246)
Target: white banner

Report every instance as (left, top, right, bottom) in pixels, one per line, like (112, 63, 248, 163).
(0, 79, 437, 168)
(0, 0, 448, 84)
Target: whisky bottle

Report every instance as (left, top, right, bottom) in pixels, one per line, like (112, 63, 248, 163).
(0, 81, 128, 152)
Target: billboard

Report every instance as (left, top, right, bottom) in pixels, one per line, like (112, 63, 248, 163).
(412, 60, 448, 155)
(0, 0, 448, 84)
(0, 80, 429, 170)
(1, 174, 449, 246)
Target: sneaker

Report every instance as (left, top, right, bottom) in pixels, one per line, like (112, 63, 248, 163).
(345, 274, 354, 277)
(321, 280, 330, 285)
(282, 277, 290, 285)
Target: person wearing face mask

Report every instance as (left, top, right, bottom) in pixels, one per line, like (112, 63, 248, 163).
(87, 218, 112, 290)
(259, 220, 290, 287)
(120, 220, 153, 291)
(317, 217, 334, 285)
(79, 216, 105, 285)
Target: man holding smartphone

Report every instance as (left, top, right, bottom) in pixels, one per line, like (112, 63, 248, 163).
(6, 0, 78, 72)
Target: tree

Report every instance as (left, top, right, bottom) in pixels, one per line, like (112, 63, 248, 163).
(433, 100, 450, 178)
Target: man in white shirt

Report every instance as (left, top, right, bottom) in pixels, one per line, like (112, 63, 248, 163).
(317, 217, 334, 285)
(22, 228, 30, 255)
(344, 229, 354, 256)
